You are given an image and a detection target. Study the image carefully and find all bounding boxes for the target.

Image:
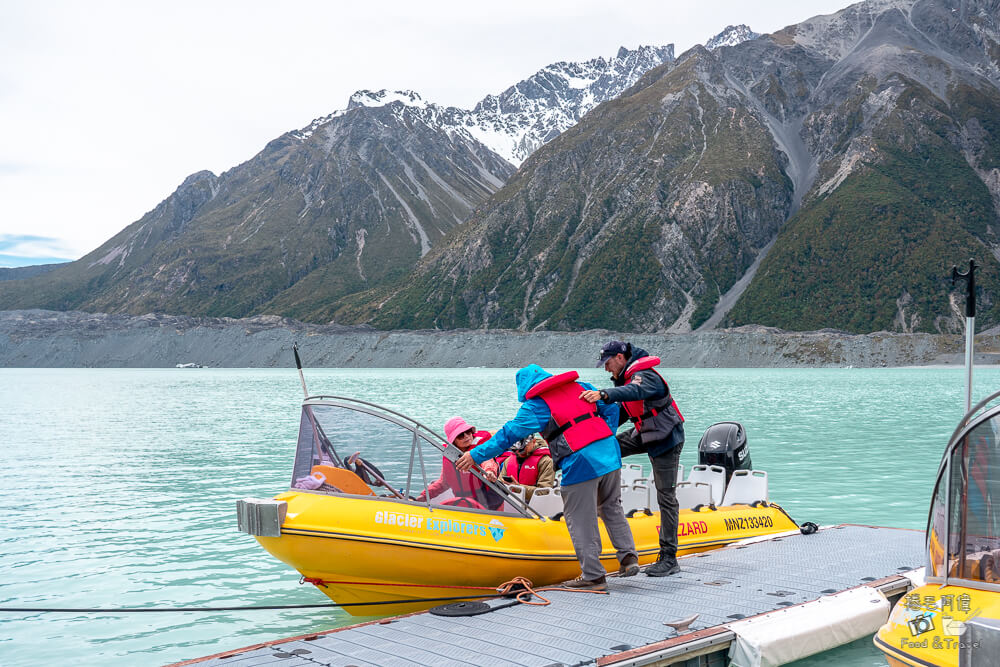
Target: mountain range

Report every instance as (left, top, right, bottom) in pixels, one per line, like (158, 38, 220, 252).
(339, 0, 1000, 334)
(0, 40, 677, 322)
(2, 2, 999, 335)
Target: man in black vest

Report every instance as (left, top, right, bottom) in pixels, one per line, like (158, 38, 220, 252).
(580, 340, 685, 576)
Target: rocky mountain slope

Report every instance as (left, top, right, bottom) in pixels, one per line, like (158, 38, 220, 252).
(728, 0, 1000, 333)
(344, 0, 1000, 335)
(0, 107, 514, 321)
(0, 45, 680, 322)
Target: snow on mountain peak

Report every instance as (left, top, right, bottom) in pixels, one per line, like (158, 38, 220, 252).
(463, 43, 675, 164)
(347, 89, 427, 110)
(291, 90, 432, 140)
(292, 45, 676, 164)
(705, 24, 760, 50)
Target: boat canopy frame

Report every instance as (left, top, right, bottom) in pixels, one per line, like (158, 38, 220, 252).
(926, 388, 1000, 592)
(291, 395, 541, 520)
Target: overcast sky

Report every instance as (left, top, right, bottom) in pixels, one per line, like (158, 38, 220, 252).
(0, 0, 852, 267)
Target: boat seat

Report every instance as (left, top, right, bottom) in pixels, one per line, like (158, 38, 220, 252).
(621, 482, 649, 514)
(506, 484, 528, 504)
(687, 464, 726, 506)
(528, 487, 564, 517)
(311, 465, 376, 496)
(621, 463, 644, 486)
(721, 470, 768, 506)
(675, 481, 713, 509)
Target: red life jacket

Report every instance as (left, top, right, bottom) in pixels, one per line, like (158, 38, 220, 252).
(431, 457, 485, 497)
(621, 356, 684, 430)
(525, 371, 612, 452)
(496, 447, 551, 486)
(426, 431, 494, 500)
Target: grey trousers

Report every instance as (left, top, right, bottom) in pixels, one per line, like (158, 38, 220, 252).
(560, 468, 638, 580)
(618, 431, 683, 558)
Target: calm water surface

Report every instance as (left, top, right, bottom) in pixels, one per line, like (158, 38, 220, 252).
(1, 366, 996, 666)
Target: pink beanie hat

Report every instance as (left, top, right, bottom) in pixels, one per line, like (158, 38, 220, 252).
(444, 416, 475, 444)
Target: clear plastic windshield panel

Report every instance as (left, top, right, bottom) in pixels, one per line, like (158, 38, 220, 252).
(930, 412, 1000, 585)
(290, 402, 521, 516)
(927, 475, 950, 578)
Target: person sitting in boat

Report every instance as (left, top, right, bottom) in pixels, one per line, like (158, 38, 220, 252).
(496, 433, 555, 502)
(417, 416, 502, 509)
(457, 364, 639, 591)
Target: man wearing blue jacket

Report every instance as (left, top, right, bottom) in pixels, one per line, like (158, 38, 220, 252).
(580, 341, 685, 577)
(456, 364, 639, 591)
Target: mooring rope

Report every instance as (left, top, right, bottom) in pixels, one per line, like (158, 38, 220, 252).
(302, 575, 609, 606)
(0, 593, 500, 613)
(0, 575, 605, 613)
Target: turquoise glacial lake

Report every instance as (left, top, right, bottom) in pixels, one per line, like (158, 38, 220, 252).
(1, 366, 996, 666)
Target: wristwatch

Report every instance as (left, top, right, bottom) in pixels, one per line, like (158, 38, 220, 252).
(599, 390, 609, 401)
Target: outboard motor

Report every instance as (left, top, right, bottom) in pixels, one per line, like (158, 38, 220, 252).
(697, 422, 751, 483)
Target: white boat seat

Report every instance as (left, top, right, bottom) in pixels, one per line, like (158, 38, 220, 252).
(687, 464, 726, 506)
(721, 470, 768, 505)
(675, 481, 713, 509)
(621, 483, 649, 514)
(620, 463, 644, 486)
(528, 487, 564, 517)
(506, 484, 527, 504)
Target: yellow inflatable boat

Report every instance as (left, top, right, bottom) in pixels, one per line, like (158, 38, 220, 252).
(237, 396, 799, 616)
(875, 389, 1000, 667)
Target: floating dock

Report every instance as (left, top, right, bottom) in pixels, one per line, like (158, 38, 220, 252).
(176, 525, 924, 667)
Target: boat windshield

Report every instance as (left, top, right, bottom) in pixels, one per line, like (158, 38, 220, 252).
(289, 396, 531, 517)
(928, 406, 1000, 587)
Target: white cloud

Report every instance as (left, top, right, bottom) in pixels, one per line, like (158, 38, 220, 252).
(0, 0, 852, 261)
(0, 234, 75, 267)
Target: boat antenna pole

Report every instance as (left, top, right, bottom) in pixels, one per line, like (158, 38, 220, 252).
(293, 342, 309, 398)
(951, 259, 977, 415)
(293, 342, 343, 467)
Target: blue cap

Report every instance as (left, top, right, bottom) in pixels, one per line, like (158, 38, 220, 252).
(597, 340, 628, 367)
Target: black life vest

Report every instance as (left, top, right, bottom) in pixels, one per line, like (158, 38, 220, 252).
(621, 356, 684, 432)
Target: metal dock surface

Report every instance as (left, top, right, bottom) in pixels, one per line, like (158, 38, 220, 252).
(180, 525, 924, 667)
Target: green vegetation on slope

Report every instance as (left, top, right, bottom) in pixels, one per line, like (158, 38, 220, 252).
(728, 137, 999, 332)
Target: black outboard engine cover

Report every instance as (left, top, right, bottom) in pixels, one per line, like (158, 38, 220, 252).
(698, 422, 751, 483)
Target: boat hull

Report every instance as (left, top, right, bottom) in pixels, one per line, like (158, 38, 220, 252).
(258, 491, 799, 615)
(874, 583, 1000, 667)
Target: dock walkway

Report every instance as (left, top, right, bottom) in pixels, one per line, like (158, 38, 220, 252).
(182, 524, 924, 667)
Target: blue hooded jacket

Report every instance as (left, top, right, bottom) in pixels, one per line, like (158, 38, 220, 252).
(469, 364, 622, 486)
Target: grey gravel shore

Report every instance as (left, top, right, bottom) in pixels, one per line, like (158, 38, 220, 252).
(1, 309, 996, 368)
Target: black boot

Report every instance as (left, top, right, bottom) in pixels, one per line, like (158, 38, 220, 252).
(646, 552, 680, 577)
